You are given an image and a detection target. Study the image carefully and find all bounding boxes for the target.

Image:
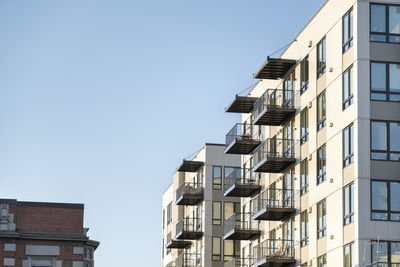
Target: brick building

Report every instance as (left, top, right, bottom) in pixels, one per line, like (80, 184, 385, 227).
(0, 199, 99, 267)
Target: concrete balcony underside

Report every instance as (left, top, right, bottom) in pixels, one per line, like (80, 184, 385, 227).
(225, 138, 261, 155)
(253, 107, 296, 126)
(175, 230, 203, 240)
(224, 183, 261, 197)
(252, 207, 296, 221)
(176, 189, 203, 206)
(226, 96, 258, 113)
(166, 240, 192, 249)
(252, 257, 296, 267)
(253, 157, 296, 173)
(224, 227, 260, 241)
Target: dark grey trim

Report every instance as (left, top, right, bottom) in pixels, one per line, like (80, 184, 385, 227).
(17, 201, 84, 210)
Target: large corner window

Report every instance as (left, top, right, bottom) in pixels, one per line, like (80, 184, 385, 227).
(343, 8, 354, 52)
(372, 241, 400, 264)
(300, 108, 309, 145)
(300, 159, 309, 196)
(213, 166, 222, 190)
(371, 180, 400, 221)
(371, 62, 400, 102)
(343, 124, 354, 167)
(317, 37, 327, 78)
(371, 121, 400, 161)
(300, 210, 309, 247)
(343, 65, 354, 109)
(300, 56, 309, 94)
(317, 91, 326, 131)
(344, 183, 354, 225)
(370, 4, 400, 43)
(317, 199, 327, 239)
(317, 145, 327, 185)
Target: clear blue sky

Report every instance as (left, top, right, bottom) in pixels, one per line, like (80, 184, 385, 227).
(0, 1, 325, 266)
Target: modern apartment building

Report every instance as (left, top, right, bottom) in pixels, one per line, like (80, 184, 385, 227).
(222, 0, 400, 267)
(161, 144, 243, 267)
(0, 199, 99, 267)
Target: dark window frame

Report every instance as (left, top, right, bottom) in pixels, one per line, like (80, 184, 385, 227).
(370, 120, 400, 161)
(317, 199, 327, 239)
(317, 144, 327, 185)
(317, 37, 327, 79)
(213, 201, 222, 225)
(343, 123, 354, 167)
(371, 180, 400, 221)
(344, 183, 355, 225)
(300, 56, 309, 94)
(370, 61, 400, 102)
(370, 3, 400, 43)
(343, 65, 354, 110)
(317, 91, 326, 131)
(213, 166, 222, 190)
(343, 8, 354, 53)
(300, 210, 309, 247)
(212, 237, 221, 261)
(300, 159, 309, 196)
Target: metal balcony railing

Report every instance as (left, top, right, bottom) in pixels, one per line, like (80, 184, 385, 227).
(253, 138, 297, 173)
(224, 258, 253, 267)
(224, 168, 261, 197)
(175, 217, 203, 240)
(252, 188, 295, 221)
(225, 123, 261, 155)
(366, 263, 400, 267)
(224, 212, 260, 240)
(252, 89, 297, 126)
(252, 239, 295, 267)
(176, 253, 202, 267)
(176, 181, 203, 206)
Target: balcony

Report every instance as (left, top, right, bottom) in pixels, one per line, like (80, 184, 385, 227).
(224, 168, 261, 197)
(177, 160, 204, 172)
(224, 213, 260, 240)
(176, 182, 203, 206)
(226, 95, 259, 113)
(252, 188, 295, 221)
(175, 217, 203, 240)
(225, 123, 261, 155)
(252, 138, 296, 173)
(166, 239, 192, 249)
(252, 239, 295, 267)
(253, 57, 296, 80)
(225, 258, 252, 267)
(366, 264, 400, 267)
(176, 253, 202, 267)
(252, 89, 296, 126)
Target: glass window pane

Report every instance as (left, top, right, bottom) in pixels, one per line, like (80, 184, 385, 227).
(391, 242, 400, 263)
(224, 240, 234, 261)
(389, 6, 400, 34)
(371, 93, 387, 101)
(344, 70, 349, 99)
(372, 242, 388, 263)
(213, 166, 222, 190)
(213, 237, 221, 261)
(344, 13, 349, 44)
(344, 244, 351, 267)
(390, 122, 400, 152)
(224, 202, 234, 220)
(350, 10, 354, 38)
(372, 181, 388, 210)
(371, 4, 387, 33)
(371, 63, 387, 91)
(344, 186, 350, 216)
(371, 122, 387, 151)
(391, 182, 400, 212)
(344, 128, 349, 158)
(390, 64, 400, 93)
(213, 202, 221, 225)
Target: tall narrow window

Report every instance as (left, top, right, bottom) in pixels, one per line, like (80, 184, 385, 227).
(213, 166, 222, 190)
(317, 199, 327, 239)
(167, 202, 172, 224)
(300, 210, 309, 247)
(162, 209, 165, 229)
(343, 124, 354, 167)
(212, 237, 221, 261)
(317, 91, 326, 131)
(300, 159, 309, 195)
(370, 4, 400, 43)
(344, 183, 355, 225)
(343, 66, 354, 109)
(213, 201, 222, 225)
(300, 108, 309, 145)
(300, 56, 309, 94)
(317, 37, 327, 78)
(317, 145, 326, 185)
(344, 242, 355, 267)
(371, 121, 400, 161)
(343, 8, 354, 52)
(371, 62, 400, 102)
(371, 180, 400, 221)
(317, 254, 327, 267)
